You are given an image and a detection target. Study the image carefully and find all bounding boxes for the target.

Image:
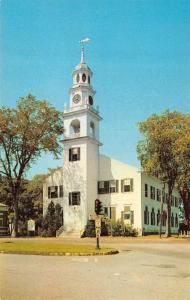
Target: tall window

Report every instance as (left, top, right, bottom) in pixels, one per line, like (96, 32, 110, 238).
(69, 192, 80, 205)
(145, 183, 148, 197)
(175, 214, 178, 227)
(48, 186, 58, 199)
(151, 208, 155, 225)
(150, 186, 155, 200)
(109, 180, 119, 193)
(171, 213, 174, 227)
(144, 206, 149, 225)
(157, 209, 160, 225)
(69, 147, 80, 161)
(156, 189, 161, 201)
(70, 119, 80, 136)
(90, 121, 95, 138)
(175, 197, 178, 208)
(121, 178, 133, 192)
(98, 181, 109, 194)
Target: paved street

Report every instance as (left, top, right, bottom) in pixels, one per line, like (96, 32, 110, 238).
(0, 239, 190, 300)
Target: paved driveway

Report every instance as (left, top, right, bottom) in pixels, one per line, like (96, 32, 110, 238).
(0, 239, 190, 300)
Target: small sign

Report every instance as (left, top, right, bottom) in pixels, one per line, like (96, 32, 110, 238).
(96, 228, 101, 237)
(27, 219, 35, 231)
(95, 216, 101, 228)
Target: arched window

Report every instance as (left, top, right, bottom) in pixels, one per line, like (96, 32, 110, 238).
(171, 213, 174, 227)
(76, 74, 80, 83)
(151, 208, 155, 225)
(70, 119, 80, 137)
(144, 206, 149, 225)
(82, 73, 86, 82)
(90, 121, 95, 138)
(175, 214, 178, 228)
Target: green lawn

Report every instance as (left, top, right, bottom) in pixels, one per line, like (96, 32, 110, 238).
(0, 240, 118, 255)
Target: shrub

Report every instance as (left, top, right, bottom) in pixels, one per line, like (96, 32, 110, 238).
(42, 202, 63, 237)
(107, 220, 138, 237)
(83, 219, 138, 237)
(83, 220, 96, 237)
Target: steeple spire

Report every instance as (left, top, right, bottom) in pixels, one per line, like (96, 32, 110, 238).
(81, 46, 85, 63)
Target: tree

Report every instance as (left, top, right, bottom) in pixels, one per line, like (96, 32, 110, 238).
(0, 94, 63, 236)
(137, 111, 190, 237)
(42, 201, 63, 237)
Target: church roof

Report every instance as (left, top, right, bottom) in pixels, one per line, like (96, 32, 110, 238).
(72, 62, 93, 76)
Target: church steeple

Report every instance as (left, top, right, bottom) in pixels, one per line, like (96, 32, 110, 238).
(69, 40, 96, 109)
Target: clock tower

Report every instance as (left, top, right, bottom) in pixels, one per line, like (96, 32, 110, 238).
(69, 46, 96, 108)
(62, 44, 102, 235)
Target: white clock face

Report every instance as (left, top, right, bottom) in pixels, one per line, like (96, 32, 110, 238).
(73, 94, 81, 104)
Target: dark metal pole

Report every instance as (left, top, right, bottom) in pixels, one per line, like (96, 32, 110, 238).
(96, 236, 100, 250)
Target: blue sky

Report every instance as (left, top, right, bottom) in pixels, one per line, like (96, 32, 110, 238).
(1, 0, 190, 178)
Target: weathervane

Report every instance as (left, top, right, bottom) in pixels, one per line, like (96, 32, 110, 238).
(79, 37, 91, 63)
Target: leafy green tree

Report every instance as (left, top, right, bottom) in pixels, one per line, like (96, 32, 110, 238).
(0, 94, 63, 236)
(137, 111, 190, 237)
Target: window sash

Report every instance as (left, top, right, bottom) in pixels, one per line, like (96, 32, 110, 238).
(69, 192, 80, 205)
(150, 186, 155, 199)
(69, 148, 80, 161)
(122, 178, 133, 192)
(48, 186, 58, 198)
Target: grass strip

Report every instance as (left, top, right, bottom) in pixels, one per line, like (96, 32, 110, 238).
(0, 241, 118, 256)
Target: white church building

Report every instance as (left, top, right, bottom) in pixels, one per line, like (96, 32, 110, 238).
(43, 47, 180, 236)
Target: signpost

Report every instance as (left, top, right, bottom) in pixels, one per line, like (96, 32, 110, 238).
(95, 215, 101, 249)
(27, 219, 35, 236)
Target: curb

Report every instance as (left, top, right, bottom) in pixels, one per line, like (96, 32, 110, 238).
(0, 250, 119, 256)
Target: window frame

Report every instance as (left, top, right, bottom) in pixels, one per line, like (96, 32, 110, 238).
(69, 192, 81, 206)
(121, 178, 134, 193)
(145, 183, 148, 197)
(48, 186, 58, 199)
(69, 147, 80, 162)
(150, 186, 155, 200)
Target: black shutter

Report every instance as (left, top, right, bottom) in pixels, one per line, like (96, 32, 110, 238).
(48, 187, 50, 198)
(69, 149, 72, 161)
(69, 193, 72, 205)
(78, 147, 80, 160)
(130, 179, 134, 192)
(116, 180, 119, 192)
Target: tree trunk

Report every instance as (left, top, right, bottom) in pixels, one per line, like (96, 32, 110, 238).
(159, 183, 165, 238)
(12, 194, 19, 237)
(166, 185, 172, 237)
